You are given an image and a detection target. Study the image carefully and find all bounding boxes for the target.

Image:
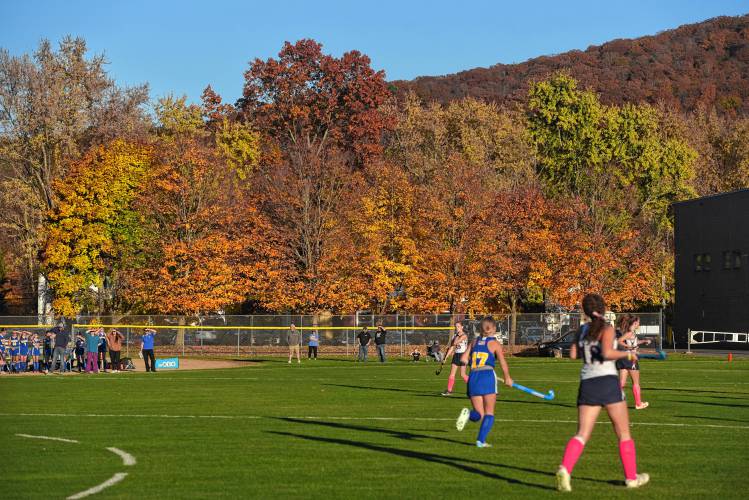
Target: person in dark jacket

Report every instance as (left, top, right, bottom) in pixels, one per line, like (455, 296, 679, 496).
(374, 325, 387, 362)
(356, 327, 371, 362)
(49, 327, 70, 374)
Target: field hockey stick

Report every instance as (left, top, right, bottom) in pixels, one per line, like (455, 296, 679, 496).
(497, 374, 555, 400)
(637, 351, 667, 360)
(435, 355, 448, 375)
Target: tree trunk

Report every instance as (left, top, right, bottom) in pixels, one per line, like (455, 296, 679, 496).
(509, 293, 518, 355)
(176, 316, 185, 348)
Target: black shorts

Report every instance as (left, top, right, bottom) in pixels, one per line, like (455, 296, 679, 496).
(577, 375, 625, 406)
(616, 358, 639, 371)
(451, 353, 466, 366)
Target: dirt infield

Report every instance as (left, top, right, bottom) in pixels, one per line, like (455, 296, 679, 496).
(131, 358, 251, 371)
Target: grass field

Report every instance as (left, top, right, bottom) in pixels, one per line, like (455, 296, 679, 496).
(2, 354, 748, 499)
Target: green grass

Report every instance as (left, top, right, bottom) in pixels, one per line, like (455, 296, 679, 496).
(2, 355, 748, 499)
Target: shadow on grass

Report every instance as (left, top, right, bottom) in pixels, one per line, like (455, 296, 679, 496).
(674, 415, 749, 424)
(645, 387, 749, 397)
(272, 419, 619, 487)
(666, 399, 749, 409)
(267, 430, 556, 491)
(324, 383, 576, 407)
(274, 417, 471, 446)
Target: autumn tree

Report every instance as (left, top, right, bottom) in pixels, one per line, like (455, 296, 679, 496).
(122, 95, 272, 315)
(0, 37, 149, 311)
(527, 73, 695, 306)
(42, 141, 152, 315)
(239, 40, 393, 312)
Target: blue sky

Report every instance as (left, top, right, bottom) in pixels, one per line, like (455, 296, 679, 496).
(2, 0, 746, 105)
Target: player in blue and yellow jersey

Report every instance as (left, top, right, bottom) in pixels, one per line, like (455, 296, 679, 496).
(455, 316, 513, 448)
(31, 333, 42, 372)
(19, 331, 31, 372)
(9, 330, 20, 373)
(0, 330, 7, 373)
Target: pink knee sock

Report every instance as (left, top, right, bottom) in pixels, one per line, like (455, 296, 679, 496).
(632, 384, 642, 406)
(447, 376, 455, 392)
(560, 436, 585, 473)
(619, 439, 637, 480)
(462, 374, 469, 383)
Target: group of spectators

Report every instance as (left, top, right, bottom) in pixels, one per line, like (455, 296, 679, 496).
(0, 326, 157, 374)
(356, 326, 388, 362)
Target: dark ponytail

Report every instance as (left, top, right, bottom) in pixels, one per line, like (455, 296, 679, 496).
(582, 293, 607, 341)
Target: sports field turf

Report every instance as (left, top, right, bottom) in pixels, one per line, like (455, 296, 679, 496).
(2, 355, 748, 499)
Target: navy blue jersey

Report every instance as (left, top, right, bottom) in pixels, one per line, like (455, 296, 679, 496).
(9, 336, 19, 349)
(469, 336, 496, 370)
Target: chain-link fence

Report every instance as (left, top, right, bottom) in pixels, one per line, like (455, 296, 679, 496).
(0, 312, 663, 358)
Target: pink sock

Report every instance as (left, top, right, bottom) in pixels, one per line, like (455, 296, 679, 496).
(619, 439, 637, 480)
(561, 436, 585, 473)
(462, 374, 469, 383)
(447, 376, 455, 392)
(632, 384, 642, 406)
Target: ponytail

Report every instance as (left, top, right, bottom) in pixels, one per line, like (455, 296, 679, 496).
(582, 293, 607, 341)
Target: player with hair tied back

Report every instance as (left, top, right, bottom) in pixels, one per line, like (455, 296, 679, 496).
(556, 293, 649, 492)
(455, 316, 513, 447)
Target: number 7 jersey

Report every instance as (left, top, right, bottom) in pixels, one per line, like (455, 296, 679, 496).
(469, 337, 496, 370)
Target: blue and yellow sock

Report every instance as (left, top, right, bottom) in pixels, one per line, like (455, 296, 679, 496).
(477, 415, 495, 443)
(469, 410, 481, 422)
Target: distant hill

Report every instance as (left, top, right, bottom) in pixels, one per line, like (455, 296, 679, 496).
(392, 15, 749, 114)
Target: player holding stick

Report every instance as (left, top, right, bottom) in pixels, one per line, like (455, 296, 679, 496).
(556, 294, 649, 492)
(440, 321, 469, 396)
(455, 316, 513, 448)
(616, 314, 651, 410)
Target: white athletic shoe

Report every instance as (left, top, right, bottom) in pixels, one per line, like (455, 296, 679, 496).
(625, 473, 650, 489)
(635, 402, 649, 410)
(556, 466, 572, 492)
(456, 408, 470, 431)
(476, 441, 492, 448)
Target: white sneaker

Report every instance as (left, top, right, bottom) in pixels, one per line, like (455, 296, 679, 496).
(635, 402, 649, 410)
(625, 473, 650, 488)
(556, 466, 572, 492)
(456, 408, 470, 431)
(476, 441, 492, 448)
(288, 360, 291, 364)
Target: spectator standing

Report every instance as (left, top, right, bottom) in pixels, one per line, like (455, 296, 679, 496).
(43, 331, 53, 372)
(49, 326, 70, 374)
(356, 327, 371, 362)
(374, 325, 387, 363)
(84, 329, 100, 373)
(74, 334, 85, 372)
(308, 329, 319, 360)
(287, 324, 301, 364)
(141, 328, 157, 372)
(107, 329, 124, 373)
(98, 330, 109, 372)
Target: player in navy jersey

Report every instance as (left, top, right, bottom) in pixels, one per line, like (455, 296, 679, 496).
(616, 314, 651, 410)
(454, 316, 513, 448)
(441, 321, 470, 396)
(556, 294, 649, 492)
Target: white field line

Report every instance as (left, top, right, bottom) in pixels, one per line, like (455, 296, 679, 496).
(66, 472, 128, 500)
(15, 433, 79, 443)
(4, 413, 748, 429)
(106, 447, 136, 466)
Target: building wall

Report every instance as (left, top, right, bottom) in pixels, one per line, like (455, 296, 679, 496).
(673, 189, 749, 342)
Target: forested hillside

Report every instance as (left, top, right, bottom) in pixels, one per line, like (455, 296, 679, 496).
(394, 15, 749, 114)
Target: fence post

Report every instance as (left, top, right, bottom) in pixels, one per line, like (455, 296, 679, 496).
(687, 329, 691, 353)
(237, 327, 240, 357)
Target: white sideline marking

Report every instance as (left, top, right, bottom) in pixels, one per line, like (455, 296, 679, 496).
(106, 447, 136, 466)
(16, 433, 79, 443)
(66, 472, 128, 499)
(3, 413, 748, 430)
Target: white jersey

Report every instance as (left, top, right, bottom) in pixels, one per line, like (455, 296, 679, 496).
(453, 336, 468, 354)
(577, 324, 618, 380)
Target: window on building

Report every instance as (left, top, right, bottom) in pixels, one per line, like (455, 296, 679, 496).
(694, 253, 712, 272)
(723, 250, 743, 270)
